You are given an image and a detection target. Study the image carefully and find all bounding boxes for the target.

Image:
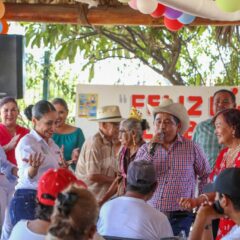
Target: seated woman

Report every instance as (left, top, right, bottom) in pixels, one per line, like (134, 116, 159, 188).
(9, 168, 86, 240)
(179, 108, 240, 240)
(46, 184, 101, 240)
(9, 100, 64, 227)
(52, 98, 85, 170)
(99, 108, 149, 206)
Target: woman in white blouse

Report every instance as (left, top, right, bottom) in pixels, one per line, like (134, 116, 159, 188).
(9, 100, 63, 227)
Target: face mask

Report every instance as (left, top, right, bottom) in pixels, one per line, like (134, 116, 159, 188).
(213, 200, 224, 214)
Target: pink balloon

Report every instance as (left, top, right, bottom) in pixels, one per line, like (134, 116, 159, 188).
(128, 0, 138, 10)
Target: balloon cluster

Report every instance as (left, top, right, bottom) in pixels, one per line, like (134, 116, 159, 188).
(0, 0, 8, 34)
(216, 0, 240, 12)
(122, 0, 196, 31)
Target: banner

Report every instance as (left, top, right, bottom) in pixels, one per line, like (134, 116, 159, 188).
(76, 85, 240, 140)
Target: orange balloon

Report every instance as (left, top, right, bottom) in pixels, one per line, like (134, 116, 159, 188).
(0, 1, 5, 19)
(0, 19, 9, 34)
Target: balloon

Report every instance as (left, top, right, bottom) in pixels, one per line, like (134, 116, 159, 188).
(0, 1, 5, 19)
(151, 3, 165, 18)
(178, 13, 196, 24)
(0, 22, 2, 33)
(136, 0, 158, 14)
(216, 0, 240, 12)
(118, 0, 130, 3)
(164, 17, 184, 31)
(0, 19, 8, 34)
(164, 7, 182, 19)
(128, 0, 138, 10)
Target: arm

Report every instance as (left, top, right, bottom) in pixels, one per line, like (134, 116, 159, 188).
(189, 204, 222, 240)
(193, 143, 211, 194)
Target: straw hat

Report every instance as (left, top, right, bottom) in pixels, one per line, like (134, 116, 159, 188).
(147, 99, 189, 134)
(90, 105, 123, 122)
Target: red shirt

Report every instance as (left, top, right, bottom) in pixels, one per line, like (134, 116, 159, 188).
(0, 123, 29, 165)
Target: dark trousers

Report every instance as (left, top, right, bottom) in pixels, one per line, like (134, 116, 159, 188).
(9, 189, 37, 226)
(166, 211, 195, 237)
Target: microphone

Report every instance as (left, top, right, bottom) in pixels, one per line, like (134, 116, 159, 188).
(149, 132, 164, 156)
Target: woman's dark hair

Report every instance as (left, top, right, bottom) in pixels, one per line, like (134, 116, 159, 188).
(24, 100, 56, 121)
(48, 185, 98, 240)
(52, 98, 69, 111)
(35, 202, 54, 221)
(212, 108, 240, 138)
(24, 104, 34, 121)
(0, 96, 18, 109)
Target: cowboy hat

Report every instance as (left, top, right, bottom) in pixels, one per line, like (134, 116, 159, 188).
(90, 105, 123, 122)
(147, 99, 189, 134)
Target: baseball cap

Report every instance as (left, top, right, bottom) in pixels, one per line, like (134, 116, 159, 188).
(37, 168, 87, 206)
(127, 160, 157, 187)
(204, 168, 240, 198)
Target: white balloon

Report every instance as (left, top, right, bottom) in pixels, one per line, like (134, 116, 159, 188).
(137, 0, 158, 14)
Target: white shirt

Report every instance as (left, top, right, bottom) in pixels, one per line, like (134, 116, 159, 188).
(9, 220, 44, 240)
(222, 225, 240, 240)
(97, 196, 173, 240)
(15, 129, 61, 190)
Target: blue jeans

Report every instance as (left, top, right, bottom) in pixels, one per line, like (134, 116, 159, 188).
(9, 189, 37, 226)
(168, 211, 195, 236)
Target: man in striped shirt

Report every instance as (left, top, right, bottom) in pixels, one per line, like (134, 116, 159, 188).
(135, 99, 211, 237)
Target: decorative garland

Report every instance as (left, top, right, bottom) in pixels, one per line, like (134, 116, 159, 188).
(120, 0, 196, 31)
(0, 0, 8, 34)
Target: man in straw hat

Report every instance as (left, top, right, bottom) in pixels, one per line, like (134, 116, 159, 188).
(135, 99, 211, 237)
(76, 105, 123, 200)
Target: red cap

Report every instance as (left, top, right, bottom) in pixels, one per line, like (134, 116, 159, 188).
(37, 168, 87, 206)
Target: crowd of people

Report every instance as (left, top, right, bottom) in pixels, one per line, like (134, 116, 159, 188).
(0, 88, 239, 240)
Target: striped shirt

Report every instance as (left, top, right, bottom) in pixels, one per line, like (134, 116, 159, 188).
(193, 118, 223, 169)
(135, 134, 211, 212)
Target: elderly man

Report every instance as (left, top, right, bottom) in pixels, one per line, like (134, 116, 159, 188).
(76, 105, 123, 200)
(190, 168, 240, 240)
(135, 99, 211, 236)
(97, 160, 173, 240)
(193, 89, 236, 169)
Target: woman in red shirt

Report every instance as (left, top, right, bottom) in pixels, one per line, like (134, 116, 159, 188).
(180, 108, 240, 240)
(0, 96, 29, 225)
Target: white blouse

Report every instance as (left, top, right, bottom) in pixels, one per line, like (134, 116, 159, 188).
(15, 129, 61, 190)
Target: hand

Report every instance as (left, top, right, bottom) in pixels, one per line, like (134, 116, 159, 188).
(196, 203, 222, 222)
(28, 153, 44, 178)
(179, 197, 198, 210)
(11, 167, 18, 177)
(71, 148, 80, 163)
(2, 134, 21, 151)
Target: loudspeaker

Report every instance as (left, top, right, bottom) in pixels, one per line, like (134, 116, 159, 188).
(0, 34, 24, 99)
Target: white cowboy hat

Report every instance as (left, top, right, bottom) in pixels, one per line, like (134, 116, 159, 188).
(90, 105, 124, 122)
(147, 99, 189, 134)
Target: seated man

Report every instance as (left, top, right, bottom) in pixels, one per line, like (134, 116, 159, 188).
(190, 168, 240, 240)
(97, 160, 173, 240)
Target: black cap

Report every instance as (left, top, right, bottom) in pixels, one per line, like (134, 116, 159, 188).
(204, 168, 240, 198)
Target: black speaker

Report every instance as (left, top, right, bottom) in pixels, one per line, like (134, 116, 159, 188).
(0, 34, 24, 99)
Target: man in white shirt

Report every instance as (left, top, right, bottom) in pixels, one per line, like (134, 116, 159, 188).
(190, 168, 240, 240)
(97, 160, 173, 240)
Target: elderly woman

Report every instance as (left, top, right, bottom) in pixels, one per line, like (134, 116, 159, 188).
(180, 108, 240, 240)
(0, 96, 29, 225)
(99, 108, 149, 205)
(9, 100, 63, 227)
(52, 98, 85, 170)
(46, 185, 101, 240)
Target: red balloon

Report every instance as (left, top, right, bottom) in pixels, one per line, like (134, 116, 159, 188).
(164, 17, 184, 31)
(151, 4, 165, 18)
(0, 19, 9, 34)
